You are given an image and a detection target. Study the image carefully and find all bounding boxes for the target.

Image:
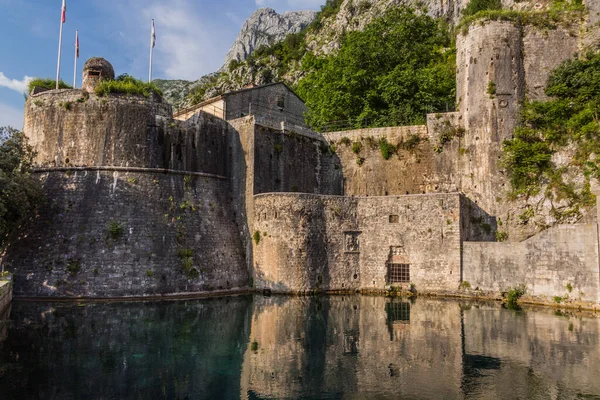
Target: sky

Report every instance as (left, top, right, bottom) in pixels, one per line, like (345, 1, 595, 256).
(0, 0, 325, 129)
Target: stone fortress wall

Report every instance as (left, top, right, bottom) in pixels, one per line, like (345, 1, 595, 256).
(4, 0, 600, 303)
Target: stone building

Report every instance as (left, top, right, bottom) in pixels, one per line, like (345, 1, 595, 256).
(174, 83, 308, 127)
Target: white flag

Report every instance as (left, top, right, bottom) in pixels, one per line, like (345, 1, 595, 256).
(151, 19, 156, 48)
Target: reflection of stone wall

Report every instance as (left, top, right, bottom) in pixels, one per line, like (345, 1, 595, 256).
(241, 296, 463, 399)
(463, 303, 600, 398)
(253, 193, 463, 293)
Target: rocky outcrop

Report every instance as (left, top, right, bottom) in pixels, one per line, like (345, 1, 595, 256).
(221, 8, 316, 70)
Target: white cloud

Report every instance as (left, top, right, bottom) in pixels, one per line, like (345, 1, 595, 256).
(0, 101, 24, 130)
(0, 73, 32, 94)
(109, 0, 231, 80)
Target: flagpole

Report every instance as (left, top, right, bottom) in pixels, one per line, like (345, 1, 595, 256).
(56, 7, 64, 90)
(149, 19, 154, 82)
(73, 30, 78, 88)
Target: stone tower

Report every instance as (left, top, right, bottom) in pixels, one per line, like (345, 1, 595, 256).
(82, 57, 115, 92)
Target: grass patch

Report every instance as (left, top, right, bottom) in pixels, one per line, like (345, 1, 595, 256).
(95, 74, 163, 98)
(459, 281, 472, 290)
(379, 137, 398, 160)
(66, 259, 81, 276)
(253, 231, 261, 245)
(27, 78, 72, 93)
(351, 141, 362, 155)
(107, 221, 124, 240)
(505, 285, 526, 309)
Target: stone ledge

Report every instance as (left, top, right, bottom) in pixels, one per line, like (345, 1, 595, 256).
(32, 166, 228, 180)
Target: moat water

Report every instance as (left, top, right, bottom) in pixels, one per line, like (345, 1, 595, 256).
(0, 295, 599, 399)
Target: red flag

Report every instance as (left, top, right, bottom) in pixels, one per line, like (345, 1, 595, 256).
(61, 0, 66, 23)
(75, 31, 79, 58)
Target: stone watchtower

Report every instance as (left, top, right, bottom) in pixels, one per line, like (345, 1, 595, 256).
(82, 57, 115, 92)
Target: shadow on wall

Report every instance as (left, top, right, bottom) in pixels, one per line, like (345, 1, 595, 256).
(461, 196, 498, 242)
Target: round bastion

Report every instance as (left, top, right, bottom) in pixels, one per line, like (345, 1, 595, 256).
(82, 57, 115, 92)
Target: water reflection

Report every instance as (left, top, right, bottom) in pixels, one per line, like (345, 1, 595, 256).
(0, 296, 599, 399)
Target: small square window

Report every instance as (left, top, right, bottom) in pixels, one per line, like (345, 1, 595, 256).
(389, 215, 399, 223)
(388, 263, 410, 284)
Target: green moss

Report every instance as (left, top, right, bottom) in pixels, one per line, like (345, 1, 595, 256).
(487, 81, 496, 98)
(351, 141, 363, 155)
(250, 341, 259, 352)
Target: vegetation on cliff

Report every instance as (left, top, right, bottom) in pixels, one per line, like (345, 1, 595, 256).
(0, 127, 44, 252)
(502, 52, 600, 220)
(27, 78, 72, 93)
(297, 8, 455, 130)
(95, 75, 163, 98)
(457, 0, 586, 34)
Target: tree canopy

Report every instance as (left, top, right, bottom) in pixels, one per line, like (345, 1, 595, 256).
(297, 7, 456, 131)
(0, 127, 44, 251)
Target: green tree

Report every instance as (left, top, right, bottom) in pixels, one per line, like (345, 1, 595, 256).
(0, 127, 44, 257)
(297, 7, 456, 131)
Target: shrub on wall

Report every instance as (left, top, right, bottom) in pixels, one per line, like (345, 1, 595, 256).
(27, 78, 72, 93)
(95, 74, 163, 98)
(502, 52, 600, 220)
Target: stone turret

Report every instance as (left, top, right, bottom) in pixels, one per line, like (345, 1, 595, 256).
(82, 57, 115, 92)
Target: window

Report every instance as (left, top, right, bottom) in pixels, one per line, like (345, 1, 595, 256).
(386, 301, 410, 324)
(388, 263, 410, 284)
(389, 215, 399, 223)
(277, 96, 285, 111)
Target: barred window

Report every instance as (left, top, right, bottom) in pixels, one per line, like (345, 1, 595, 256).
(386, 301, 410, 324)
(388, 263, 410, 284)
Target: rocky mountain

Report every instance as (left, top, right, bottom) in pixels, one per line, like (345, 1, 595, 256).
(221, 8, 317, 70)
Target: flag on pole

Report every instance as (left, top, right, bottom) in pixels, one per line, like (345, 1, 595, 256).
(75, 30, 79, 58)
(61, 0, 66, 23)
(151, 19, 156, 48)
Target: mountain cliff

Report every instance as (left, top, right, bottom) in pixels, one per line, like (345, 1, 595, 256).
(222, 8, 317, 70)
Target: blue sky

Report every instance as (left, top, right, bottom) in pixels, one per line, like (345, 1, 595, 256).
(0, 0, 324, 129)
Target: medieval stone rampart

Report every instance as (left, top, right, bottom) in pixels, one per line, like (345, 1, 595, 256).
(252, 193, 464, 293)
(5, 170, 247, 298)
(463, 223, 600, 302)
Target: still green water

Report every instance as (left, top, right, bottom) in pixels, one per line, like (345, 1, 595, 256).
(0, 295, 599, 399)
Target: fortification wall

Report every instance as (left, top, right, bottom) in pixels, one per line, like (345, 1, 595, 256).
(229, 116, 343, 272)
(24, 91, 230, 177)
(323, 124, 461, 196)
(463, 224, 600, 302)
(4, 170, 248, 298)
(155, 111, 230, 176)
(252, 193, 463, 293)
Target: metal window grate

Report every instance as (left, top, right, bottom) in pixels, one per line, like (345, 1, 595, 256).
(388, 263, 410, 284)
(386, 301, 411, 323)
